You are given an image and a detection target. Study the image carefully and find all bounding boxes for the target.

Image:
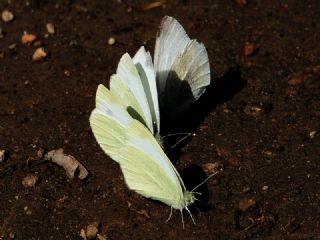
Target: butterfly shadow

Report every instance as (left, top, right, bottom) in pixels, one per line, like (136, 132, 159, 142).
(162, 66, 246, 158)
(179, 164, 213, 213)
(161, 67, 246, 211)
(162, 66, 246, 138)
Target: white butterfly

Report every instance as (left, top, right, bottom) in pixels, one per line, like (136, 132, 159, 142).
(90, 16, 213, 227)
(110, 16, 210, 140)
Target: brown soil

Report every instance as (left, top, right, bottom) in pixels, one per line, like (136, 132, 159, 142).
(1, 1, 319, 239)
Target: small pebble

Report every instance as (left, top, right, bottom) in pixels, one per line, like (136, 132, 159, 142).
(64, 69, 71, 77)
(263, 150, 273, 156)
(241, 185, 251, 193)
(32, 39, 43, 48)
(2, 9, 14, 23)
(108, 37, 115, 45)
(244, 42, 259, 57)
(201, 162, 223, 174)
(32, 47, 47, 61)
(22, 174, 39, 188)
(80, 229, 87, 240)
(36, 148, 45, 159)
(85, 222, 100, 240)
(46, 23, 55, 34)
(9, 232, 15, 239)
(262, 185, 269, 191)
(0, 150, 9, 163)
(235, 0, 247, 6)
(243, 105, 262, 116)
(21, 33, 37, 46)
(309, 130, 317, 139)
(97, 234, 106, 240)
(8, 43, 17, 50)
(0, 150, 6, 162)
(238, 198, 256, 211)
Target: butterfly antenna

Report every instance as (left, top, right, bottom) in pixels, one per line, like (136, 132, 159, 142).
(166, 207, 173, 222)
(185, 206, 196, 225)
(168, 133, 196, 150)
(191, 170, 221, 192)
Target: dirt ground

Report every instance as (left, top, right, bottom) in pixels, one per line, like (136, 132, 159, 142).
(1, 0, 320, 239)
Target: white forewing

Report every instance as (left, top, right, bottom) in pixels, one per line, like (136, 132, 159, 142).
(154, 16, 191, 96)
(154, 16, 211, 118)
(164, 40, 210, 115)
(133, 46, 160, 134)
(110, 53, 154, 133)
(170, 40, 210, 98)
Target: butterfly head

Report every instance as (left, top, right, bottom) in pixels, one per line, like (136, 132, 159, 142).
(183, 191, 196, 207)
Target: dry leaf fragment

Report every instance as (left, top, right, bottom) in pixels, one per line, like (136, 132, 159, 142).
(136, 209, 150, 218)
(45, 148, 89, 179)
(288, 71, 310, 85)
(287, 65, 320, 85)
(143, 0, 166, 10)
(21, 33, 37, 46)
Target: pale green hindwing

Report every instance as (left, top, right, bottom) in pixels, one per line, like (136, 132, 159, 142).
(90, 84, 191, 210)
(110, 53, 154, 135)
(133, 46, 160, 135)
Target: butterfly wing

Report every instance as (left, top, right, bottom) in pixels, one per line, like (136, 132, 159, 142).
(90, 84, 186, 209)
(133, 46, 160, 135)
(154, 16, 210, 118)
(154, 16, 191, 96)
(164, 40, 210, 117)
(90, 84, 131, 162)
(110, 53, 154, 134)
(120, 119, 186, 209)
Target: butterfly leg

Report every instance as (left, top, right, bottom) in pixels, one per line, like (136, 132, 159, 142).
(166, 207, 173, 222)
(185, 206, 196, 225)
(180, 209, 185, 229)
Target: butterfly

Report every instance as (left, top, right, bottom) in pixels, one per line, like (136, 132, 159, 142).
(90, 16, 213, 227)
(109, 16, 210, 141)
(90, 84, 208, 227)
